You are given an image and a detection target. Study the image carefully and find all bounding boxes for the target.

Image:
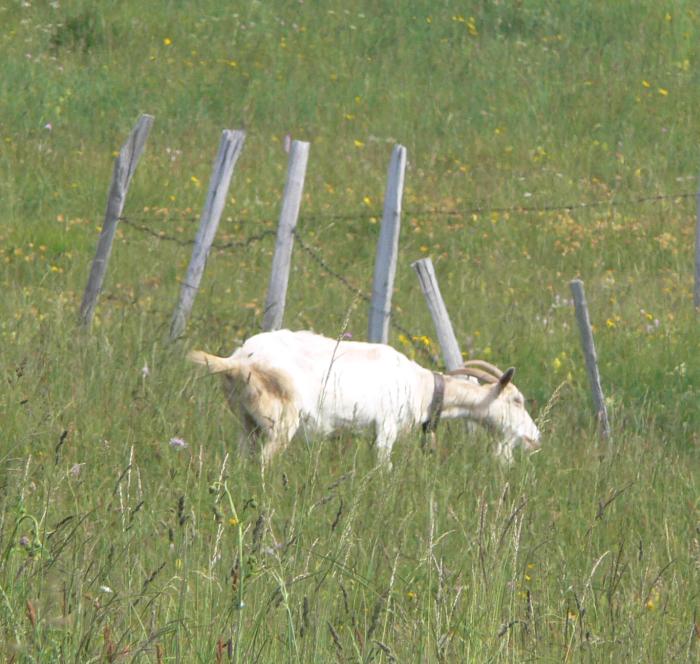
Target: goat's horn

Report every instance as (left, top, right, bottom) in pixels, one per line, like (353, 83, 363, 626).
(463, 359, 505, 377)
(447, 366, 499, 384)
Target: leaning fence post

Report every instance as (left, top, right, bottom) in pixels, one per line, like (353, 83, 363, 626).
(262, 140, 310, 332)
(368, 144, 407, 344)
(411, 257, 463, 371)
(570, 279, 611, 439)
(695, 178, 700, 310)
(79, 114, 154, 327)
(169, 129, 246, 340)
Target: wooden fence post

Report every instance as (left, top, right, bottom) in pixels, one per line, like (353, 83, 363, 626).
(262, 140, 310, 332)
(169, 129, 246, 340)
(695, 179, 700, 309)
(79, 114, 154, 326)
(570, 279, 611, 439)
(368, 144, 407, 344)
(411, 257, 463, 371)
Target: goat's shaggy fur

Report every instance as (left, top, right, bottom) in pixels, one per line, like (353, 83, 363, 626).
(189, 329, 541, 466)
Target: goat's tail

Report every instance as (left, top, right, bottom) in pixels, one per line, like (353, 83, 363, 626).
(188, 350, 237, 375)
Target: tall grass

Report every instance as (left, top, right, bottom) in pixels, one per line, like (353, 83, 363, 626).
(1, 1, 698, 661)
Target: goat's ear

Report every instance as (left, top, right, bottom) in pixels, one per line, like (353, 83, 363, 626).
(498, 367, 515, 391)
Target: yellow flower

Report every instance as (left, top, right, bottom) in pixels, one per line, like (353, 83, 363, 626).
(658, 87, 668, 96)
(229, 516, 239, 527)
(642, 80, 651, 88)
(190, 175, 202, 187)
(362, 196, 372, 206)
(163, 37, 172, 46)
(606, 318, 616, 329)
(353, 139, 364, 148)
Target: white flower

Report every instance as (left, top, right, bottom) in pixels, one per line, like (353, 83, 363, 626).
(169, 437, 187, 450)
(69, 463, 84, 478)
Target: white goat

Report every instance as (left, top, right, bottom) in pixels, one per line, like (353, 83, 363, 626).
(189, 329, 541, 467)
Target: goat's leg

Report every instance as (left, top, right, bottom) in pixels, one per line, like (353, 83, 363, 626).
(374, 425, 397, 470)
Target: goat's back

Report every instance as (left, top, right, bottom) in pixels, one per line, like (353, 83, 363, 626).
(233, 330, 432, 432)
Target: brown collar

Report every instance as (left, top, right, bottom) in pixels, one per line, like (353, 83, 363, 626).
(422, 372, 445, 434)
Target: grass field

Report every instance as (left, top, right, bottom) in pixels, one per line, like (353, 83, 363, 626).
(1, 1, 698, 661)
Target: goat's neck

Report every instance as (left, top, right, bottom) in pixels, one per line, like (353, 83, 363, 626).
(440, 374, 494, 421)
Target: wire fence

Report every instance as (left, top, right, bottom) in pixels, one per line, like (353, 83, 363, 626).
(115, 188, 696, 364)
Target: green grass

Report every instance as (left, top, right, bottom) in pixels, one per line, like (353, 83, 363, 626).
(1, 1, 698, 661)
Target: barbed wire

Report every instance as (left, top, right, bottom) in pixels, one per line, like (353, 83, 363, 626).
(404, 191, 695, 218)
(118, 189, 695, 241)
(119, 216, 276, 249)
(292, 228, 439, 363)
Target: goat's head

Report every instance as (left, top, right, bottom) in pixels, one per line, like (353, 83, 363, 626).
(448, 360, 541, 462)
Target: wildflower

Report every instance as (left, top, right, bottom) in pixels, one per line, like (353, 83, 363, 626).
(69, 463, 84, 478)
(642, 80, 651, 88)
(142, 362, 150, 378)
(19, 535, 30, 548)
(163, 37, 172, 46)
(190, 175, 201, 188)
(353, 139, 364, 148)
(99, 585, 113, 594)
(169, 437, 187, 450)
(229, 516, 239, 527)
(658, 87, 668, 96)
(44, 122, 52, 131)
(406, 591, 417, 601)
(362, 196, 372, 206)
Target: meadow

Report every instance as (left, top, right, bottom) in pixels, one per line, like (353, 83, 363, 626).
(1, 1, 698, 661)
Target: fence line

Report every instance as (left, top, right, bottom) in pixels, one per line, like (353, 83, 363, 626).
(99, 184, 694, 360)
(115, 189, 695, 238)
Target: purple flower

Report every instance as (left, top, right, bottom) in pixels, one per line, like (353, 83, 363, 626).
(169, 437, 187, 450)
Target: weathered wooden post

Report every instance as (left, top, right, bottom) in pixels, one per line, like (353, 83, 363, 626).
(570, 279, 611, 439)
(694, 178, 700, 309)
(79, 114, 154, 326)
(169, 129, 246, 340)
(411, 257, 463, 371)
(262, 140, 310, 332)
(368, 144, 407, 344)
